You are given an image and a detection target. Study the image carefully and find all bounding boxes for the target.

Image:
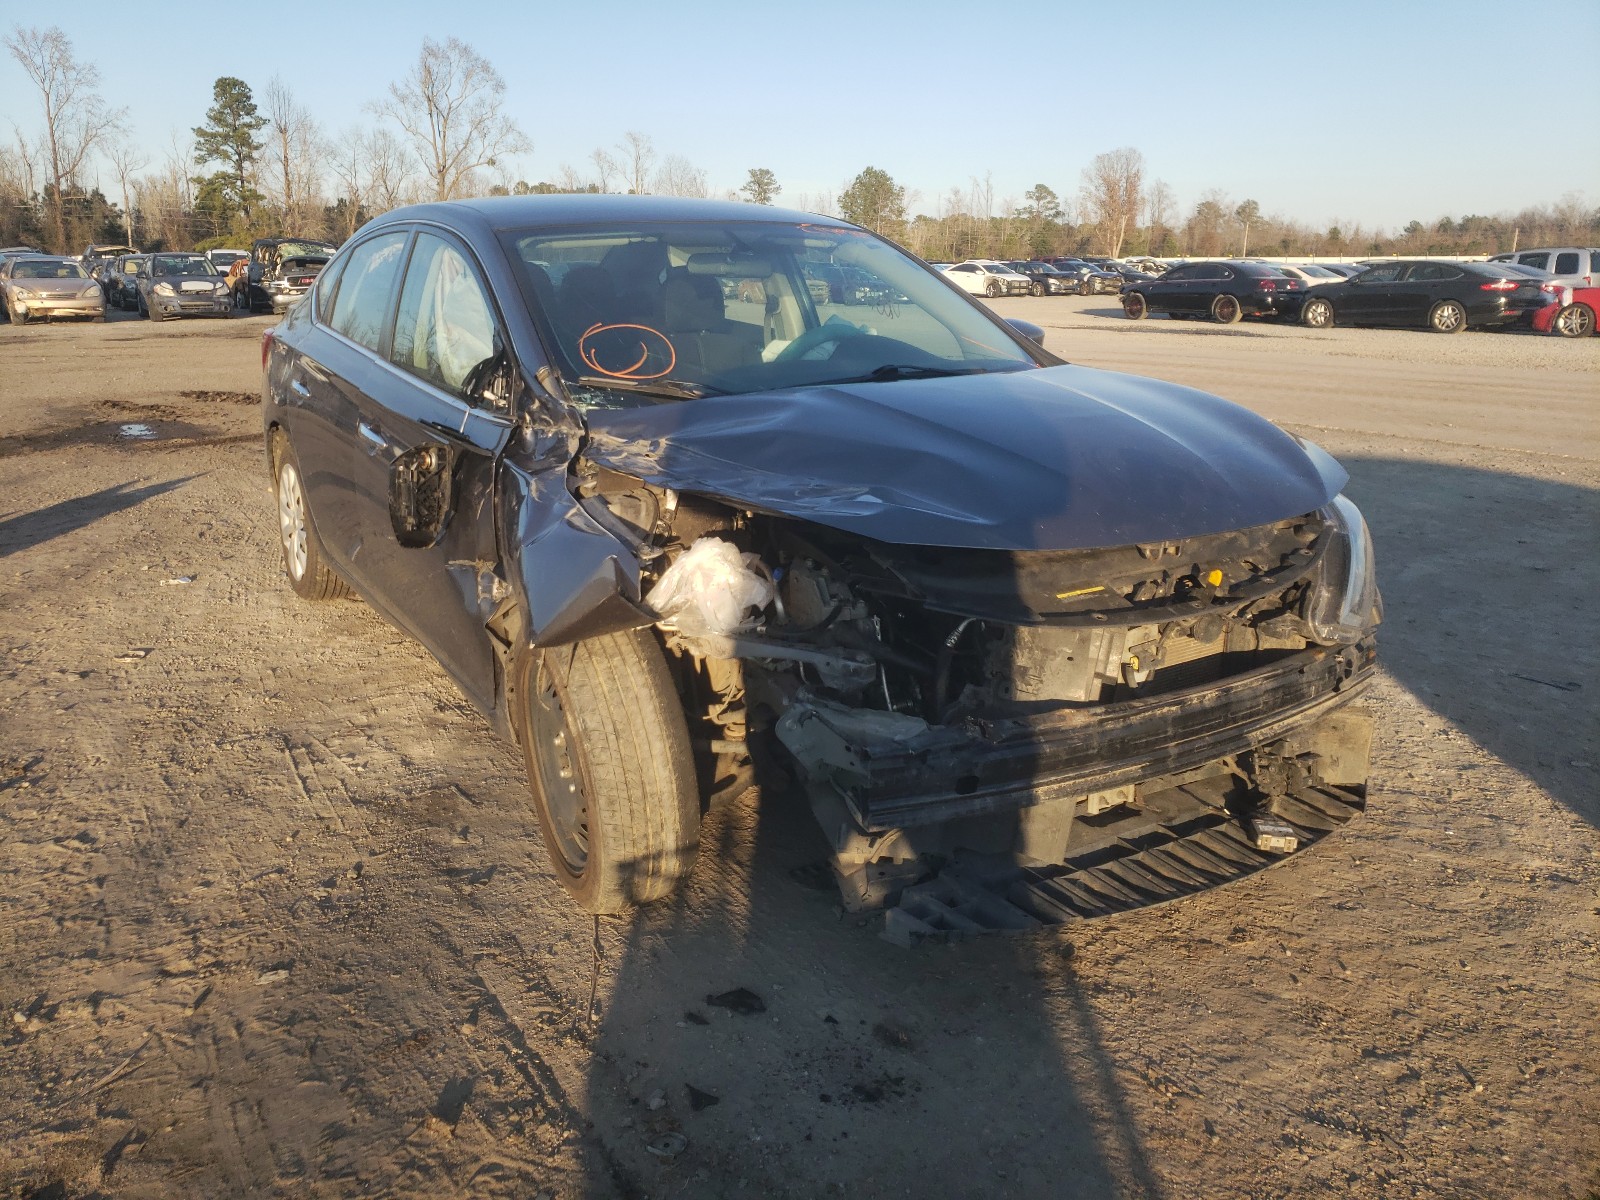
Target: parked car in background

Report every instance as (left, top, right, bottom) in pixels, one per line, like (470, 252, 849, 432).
(942, 259, 1033, 296)
(1044, 257, 1123, 295)
(1103, 262, 1164, 290)
(1316, 264, 1363, 279)
(1123, 260, 1305, 323)
(1488, 247, 1599, 290)
(262, 195, 1380, 928)
(1002, 261, 1078, 295)
(81, 243, 137, 276)
(1299, 260, 1547, 333)
(1531, 286, 1598, 337)
(136, 252, 232, 321)
(105, 253, 149, 310)
(242, 238, 338, 313)
(1271, 263, 1345, 289)
(207, 248, 249, 276)
(1, 255, 105, 324)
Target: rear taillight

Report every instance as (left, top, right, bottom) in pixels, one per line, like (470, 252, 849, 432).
(1259, 280, 1277, 292)
(1479, 279, 1518, 291)
(261, 328, 275, 372)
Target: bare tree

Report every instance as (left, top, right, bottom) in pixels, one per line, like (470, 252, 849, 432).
(653, 153, 708, 198)
(374, 37, 531, 201)
(362, 127, 414, 212)
(589, 148, 618, 193)
(4, 26, 125, 252)
(617, 131, 654, 194)
(1079, 146, 1144, 257)
(107, 142, 145, 247)
(264, 77, 324, 229)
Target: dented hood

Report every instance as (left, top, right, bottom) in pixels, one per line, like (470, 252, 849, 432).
(580, 364, 1346, 551)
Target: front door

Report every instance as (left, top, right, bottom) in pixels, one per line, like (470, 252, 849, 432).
(1338, 263, 1403, 323)
(341, 230, 514, 712)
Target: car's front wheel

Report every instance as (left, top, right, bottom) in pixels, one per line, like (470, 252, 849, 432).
(271, 431, 351, 601)
(984, 279, 1001, 298)
(1554, 301, 1595, 338)
(1123, 292, 1148, 320)
(515, 629, 700, 913)
(1302, 297, 1335, 329)
(1078, 278, 1093, 296)
(1429, 299, 1467, 334)
(1030, 281, 1044, 297)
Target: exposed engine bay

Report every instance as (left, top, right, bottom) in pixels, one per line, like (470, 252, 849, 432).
(574, 459, 1379, 941)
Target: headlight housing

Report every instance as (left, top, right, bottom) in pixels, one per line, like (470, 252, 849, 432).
(81, 284, 101, 299)
(12, 287, 32, 299)
(153, 282, 175, 296)
(213, 281, 229, 294)
(1305, 494, 1382, 644)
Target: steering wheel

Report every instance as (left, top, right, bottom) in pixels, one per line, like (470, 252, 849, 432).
(774, 321, 870, 362)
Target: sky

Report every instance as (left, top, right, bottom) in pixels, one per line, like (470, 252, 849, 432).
(6, 0, 1598, 232)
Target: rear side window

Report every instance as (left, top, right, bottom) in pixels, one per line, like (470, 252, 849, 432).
(1554, 252, 1579, 274)
(1356, 264, 1403, 284)
(1408, 264, 1462, 282)
(312, 251, 348, 317)
(1591, 252, 1600, 275)
(390, 233, 500, 403)
(326, 232, 408, 352)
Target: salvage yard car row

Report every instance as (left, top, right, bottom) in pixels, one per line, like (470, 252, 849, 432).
(0, 236, 339, 325)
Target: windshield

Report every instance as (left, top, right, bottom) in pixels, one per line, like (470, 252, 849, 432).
(151, 255, 216, 277)
(14, 260, 87, 279)
(270, 241, 334, 260)
(502, 220, 1037, 404)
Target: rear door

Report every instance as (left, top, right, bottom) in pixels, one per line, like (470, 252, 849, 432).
(341, 228, 514, 710)
(1390, 262, 1460, 324)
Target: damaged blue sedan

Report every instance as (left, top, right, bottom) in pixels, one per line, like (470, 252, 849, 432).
(262, 196, 1380, 937)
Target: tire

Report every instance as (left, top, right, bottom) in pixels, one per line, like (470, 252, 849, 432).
(1302, 297, 1335, 329)
(1123, 292, 1148, 320)
(1078, 278, 1093, 296)
(138, 295, 150, 319)
(7, 301, 23, 326)
(1030, 281, 1045, 297)
(1211, 293, 1243, 324)
(1554, 302, 1595, 338)
(984, 279, 1001, 297)
(514, 629, 699, 912)
(270, 431, 352, 601)
(1429, 300, 1466, 334)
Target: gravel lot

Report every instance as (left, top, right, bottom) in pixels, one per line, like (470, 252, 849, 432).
(2, 298, 1597, 1199)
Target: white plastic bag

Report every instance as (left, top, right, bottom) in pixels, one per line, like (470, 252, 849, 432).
(646, 537, 775, 635)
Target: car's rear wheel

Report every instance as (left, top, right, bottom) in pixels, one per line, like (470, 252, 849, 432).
(1429, 299, 1467, 333)
(1302, 297, 1335, 329)
(515, 629, 699, 913)
(1554, 301, 1595, 338)
(1123, 292, 1148, 320)
(1211, 293, 1243, 324)
(270, 431, 351, 601)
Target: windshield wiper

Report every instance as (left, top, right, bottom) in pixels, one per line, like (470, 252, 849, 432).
(573, 375, 723, 400)
(843, 364, 997, 384)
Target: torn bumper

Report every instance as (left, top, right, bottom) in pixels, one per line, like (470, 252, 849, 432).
(783, 640, 1376, 832)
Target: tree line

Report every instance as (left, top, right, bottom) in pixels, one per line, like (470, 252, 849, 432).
(3, 25, 1595, 261)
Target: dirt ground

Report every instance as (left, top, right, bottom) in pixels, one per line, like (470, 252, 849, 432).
(2, 299, 1596, 1199)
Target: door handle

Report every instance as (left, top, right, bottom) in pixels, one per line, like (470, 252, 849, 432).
(357, 421, 388, 455)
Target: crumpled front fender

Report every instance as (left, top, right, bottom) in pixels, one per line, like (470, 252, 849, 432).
(497, 457, 654, 647)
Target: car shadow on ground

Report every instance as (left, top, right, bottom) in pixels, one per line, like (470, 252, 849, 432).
(582, 781, 1166, 1199)
(1339, 456, 1596, 828)
(0, 477, 194, 558)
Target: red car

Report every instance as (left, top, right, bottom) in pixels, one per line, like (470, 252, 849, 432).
(1531, 286, 1598, 337)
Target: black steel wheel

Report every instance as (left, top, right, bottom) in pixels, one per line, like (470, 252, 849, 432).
(1302, 296, 1335, 329)
(1554, 302, 1595, 338)
(515, 630, 699, 913)
(1429, 299, 1467, 333)
(1211, 293, 1243, 324)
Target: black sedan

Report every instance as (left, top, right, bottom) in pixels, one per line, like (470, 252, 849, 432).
(262, 195, 1380, 927)
(1122, 260, 1305, 323)
(1299, 260, 1552, 333)
(1002, 261, 1079, 295)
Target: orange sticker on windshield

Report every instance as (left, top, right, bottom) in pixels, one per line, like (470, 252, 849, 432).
(578, 322, 677, 379)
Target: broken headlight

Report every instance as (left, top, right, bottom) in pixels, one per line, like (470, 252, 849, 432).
(1306, 494, 1381, 644)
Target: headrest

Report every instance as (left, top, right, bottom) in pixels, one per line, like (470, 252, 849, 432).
(662, 272, 724, 331)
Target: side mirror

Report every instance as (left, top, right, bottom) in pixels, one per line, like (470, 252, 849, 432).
(1006, 318, 1046, 348)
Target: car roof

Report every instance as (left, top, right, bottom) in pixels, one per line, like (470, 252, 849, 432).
(364, 194, 858, 238)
